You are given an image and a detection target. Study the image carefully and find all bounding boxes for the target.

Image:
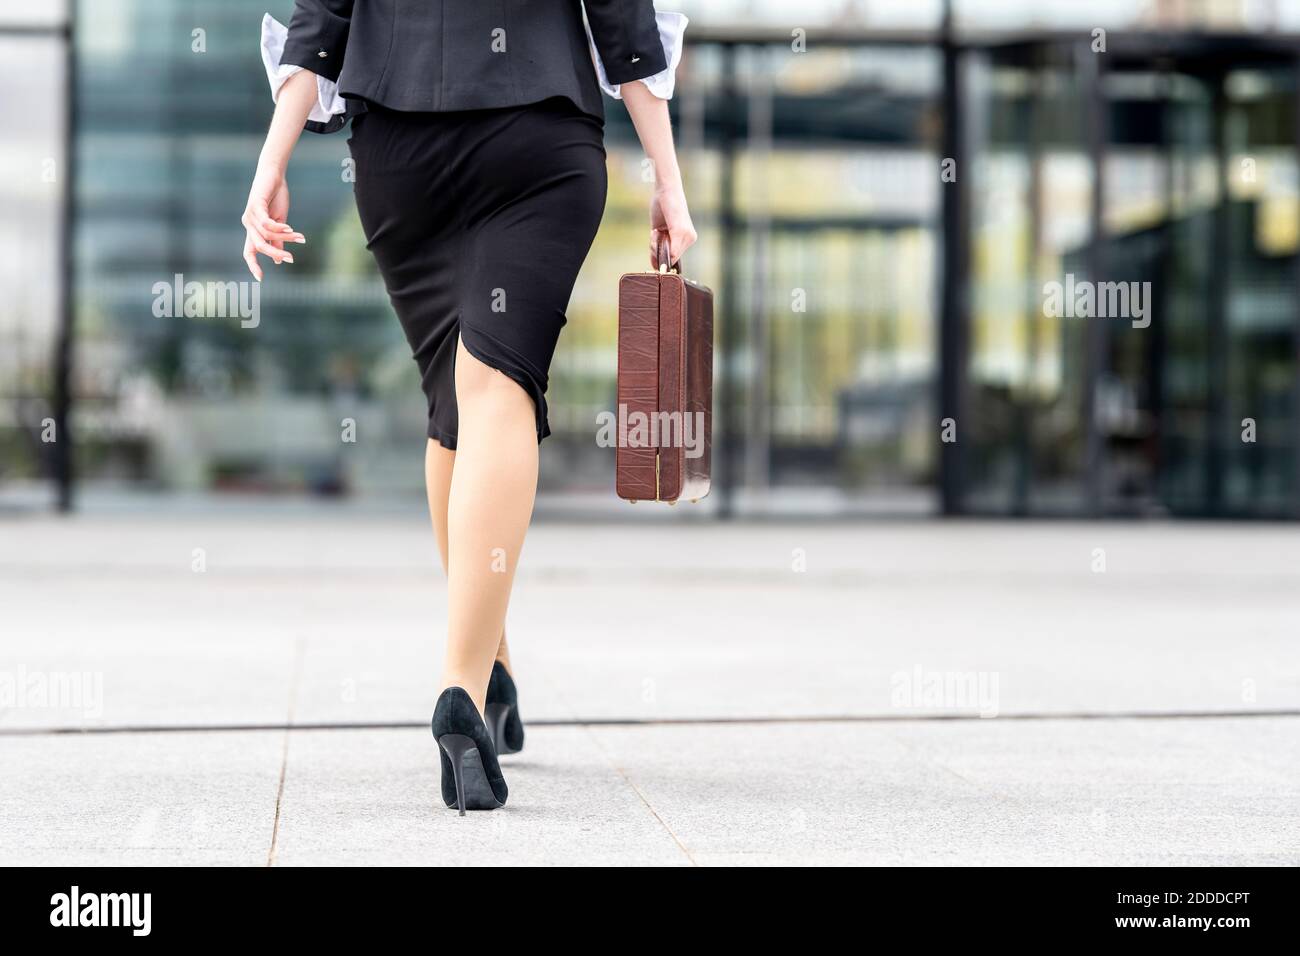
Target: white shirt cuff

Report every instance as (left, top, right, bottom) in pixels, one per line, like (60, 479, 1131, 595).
(260, 13, 346, 125)
(586, 11, 688, 101)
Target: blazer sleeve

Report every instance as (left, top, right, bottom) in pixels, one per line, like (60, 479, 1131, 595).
(279, 0, 354, 84)
(583, 1, 668, 85)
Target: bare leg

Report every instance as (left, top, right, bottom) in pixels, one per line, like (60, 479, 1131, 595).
(439, 338, 537, 713)
(425, 440, 514, 675)
(425, 439, 455, 569)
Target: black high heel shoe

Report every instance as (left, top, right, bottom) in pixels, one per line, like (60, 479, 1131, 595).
(431, 687, 508, 815)
(485, 661, 525, 756)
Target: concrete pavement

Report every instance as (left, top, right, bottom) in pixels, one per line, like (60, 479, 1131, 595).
(1, 514, 1297, 865)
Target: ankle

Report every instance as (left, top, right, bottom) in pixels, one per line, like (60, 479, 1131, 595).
(439, 678, 487, 717)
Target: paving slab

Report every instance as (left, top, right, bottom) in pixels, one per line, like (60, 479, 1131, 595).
(2, 516, 1297, 731)
(1, 716, 1293, 866)
(0, 572, 301, 728)
(0, 730, 283, 866)
(588, 716, 1300, 866)
(3, 515, 1296, 865)
(269, 726, 690, 866)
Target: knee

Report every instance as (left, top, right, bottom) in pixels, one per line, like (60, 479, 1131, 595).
(454, 340, 530, 413)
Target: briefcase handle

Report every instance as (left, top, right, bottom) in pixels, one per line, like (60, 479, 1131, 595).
(655, 234, 681, 275)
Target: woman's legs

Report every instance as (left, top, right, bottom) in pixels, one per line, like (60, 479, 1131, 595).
(424, 440, 515, 680)
(424, 439, 455, 568)
(436, 338, 538, 714)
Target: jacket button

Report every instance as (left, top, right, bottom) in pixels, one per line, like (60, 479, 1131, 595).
(318, 50, 328, 58)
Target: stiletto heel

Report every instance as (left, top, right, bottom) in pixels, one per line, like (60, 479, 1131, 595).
(483, 704, 510, 758)
(485, 661, 525, 755)
(431, 687, 507, 814)
(437, 733, 474, 815)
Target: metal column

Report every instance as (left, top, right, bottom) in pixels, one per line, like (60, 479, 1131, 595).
(938, 3, 970, 515)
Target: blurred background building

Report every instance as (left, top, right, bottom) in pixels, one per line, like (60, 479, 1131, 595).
(2, 0, 1299, 517)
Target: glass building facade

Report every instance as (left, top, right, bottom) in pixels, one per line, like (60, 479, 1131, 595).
(959, 33, 1300, 517)
(3, 0, 1299, 518)
(0, 2, 67, 508)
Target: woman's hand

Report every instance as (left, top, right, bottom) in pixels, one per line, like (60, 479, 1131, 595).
(649, 184, 697, 270)
(620, 79, 698, 270)
(241, 163, 304, 281)
(242, 69, 317, 279)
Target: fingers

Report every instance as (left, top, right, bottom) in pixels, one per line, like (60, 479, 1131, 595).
(649, 227, 697, 269)
(259, 216, 304, 244)
(246, 192, 301, 240)
(242, 236, 263, 281)
(240, 204, 304, 277)
(670, 225, 698, 263)
(240, 169, 302, 279)
(240, 202, 304, 276)
(247, 229, 295, 266)
(241, 224, 304, 280)
(242, 211, 305, 249)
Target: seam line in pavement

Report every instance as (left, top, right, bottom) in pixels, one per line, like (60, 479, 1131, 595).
(4, 708, 1296, 736)
(610, 765, 697, 867)
(580, 725, 698, 866)
(266, 638, 304, 868)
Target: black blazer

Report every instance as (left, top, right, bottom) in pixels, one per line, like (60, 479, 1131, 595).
(280, 0, 667, 133)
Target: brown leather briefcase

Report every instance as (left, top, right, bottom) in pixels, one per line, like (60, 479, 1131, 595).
(615, 238, 713, 504)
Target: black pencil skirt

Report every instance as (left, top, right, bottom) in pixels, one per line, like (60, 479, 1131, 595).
(347, 97, 608, 448)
